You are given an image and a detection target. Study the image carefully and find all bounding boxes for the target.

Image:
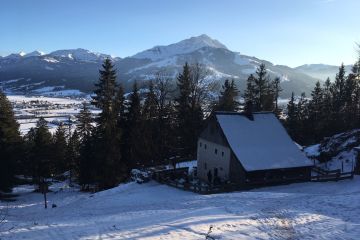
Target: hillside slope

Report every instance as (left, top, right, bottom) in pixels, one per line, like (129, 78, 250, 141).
(1, 178, 359, 239)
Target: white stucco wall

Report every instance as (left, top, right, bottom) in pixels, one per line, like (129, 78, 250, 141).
(197, 138, 231, 182)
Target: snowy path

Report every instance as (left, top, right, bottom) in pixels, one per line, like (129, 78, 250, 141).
(1, 178, 359, 239)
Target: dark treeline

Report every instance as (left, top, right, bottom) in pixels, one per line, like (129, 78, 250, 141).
(1, 52, 359, 192)
(285, 58, 360, 145)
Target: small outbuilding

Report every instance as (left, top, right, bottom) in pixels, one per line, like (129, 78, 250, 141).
(197, 111, 313, 187)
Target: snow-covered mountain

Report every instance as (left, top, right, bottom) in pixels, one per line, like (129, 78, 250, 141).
(48, 48, 115, 62)
(24, 50, 45, 58)
(0, 34, 322, 96)
(132, 34, 227, 60)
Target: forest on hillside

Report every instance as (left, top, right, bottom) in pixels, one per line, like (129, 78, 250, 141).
(1, 49, 360, 193)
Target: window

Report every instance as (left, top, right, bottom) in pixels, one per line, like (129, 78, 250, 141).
(204, 144, 207, 149)
(222, 151, 224, 157)
(199, 142, 202, 147)
(215, 148, 218, 154)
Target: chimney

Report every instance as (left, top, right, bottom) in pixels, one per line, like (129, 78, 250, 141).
(244, 101, 254, 121)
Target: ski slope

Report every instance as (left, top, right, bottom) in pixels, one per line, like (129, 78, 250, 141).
(1, 177, 359, 239)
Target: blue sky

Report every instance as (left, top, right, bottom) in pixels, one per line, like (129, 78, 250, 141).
(0, 0, 359, 67)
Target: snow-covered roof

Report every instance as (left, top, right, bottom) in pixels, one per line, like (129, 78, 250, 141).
(216, 112, 313, 171)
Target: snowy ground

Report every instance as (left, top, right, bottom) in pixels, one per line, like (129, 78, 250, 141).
(1, 177, 359, 240)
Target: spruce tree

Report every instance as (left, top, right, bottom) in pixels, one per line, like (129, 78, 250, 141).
(66, 130, 80, 184)
(52, 124, 67, 175)
(0, 91, 22, 192)
(91, 58, 124, 189)
(308, 81, 323, 142)
(272, 77, 282, 114)
(321, 78, 334, 137)
(216, 79, 240, 111)
(246, 64, 275, 111)
(78, 132, 97, 189)
(141, 81, 159, 165)
(175, 62, 204, 158)
(153, 72, 176, 164)
(31, 117, 53, 187)
(125, 81, 143, 167)
(114, 84, 126, 129)
(286, 92, 297, 140)
(77, 102, 92, 140)
(254, 64, 270, 111)
(331, 64, 347, 133)
(296, 93, 309, 144)
(244, 74, 256, 105)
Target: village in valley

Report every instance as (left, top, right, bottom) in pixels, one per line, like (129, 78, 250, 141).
(1, 1, 360, 239)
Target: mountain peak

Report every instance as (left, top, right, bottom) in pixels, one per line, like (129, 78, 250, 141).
(49, 48, 112, 62)
(132, 34, 227, 60)
(25, 50, 45, 57)
(186, 34, 227, 49)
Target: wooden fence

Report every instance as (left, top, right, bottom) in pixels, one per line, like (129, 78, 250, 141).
(311, 166, 354, 182)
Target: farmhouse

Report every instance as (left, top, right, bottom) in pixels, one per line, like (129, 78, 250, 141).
(197, 111, 313, 186)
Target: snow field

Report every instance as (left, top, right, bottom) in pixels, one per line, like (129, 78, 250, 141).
(1, 177, 359, 239)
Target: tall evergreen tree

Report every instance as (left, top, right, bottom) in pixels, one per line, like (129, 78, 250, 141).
(91, 58, 124, 189)
(114, 84, 126, 129)
(245, 64, 275, 111)
(308, 81, 323, 142)
(52, 124, 67, 174)
(78, 132, 97, 189)
(321, 78, 334, 137)
(296, 92, 309, 143)
(272, 77, 283, 114)
(31, 118, 53, 187)
(153, 72, 176, 164)
(286, 92, 297, 140)
(141, 81, 160, 165)
(0, 91, 22, 192)
(77, 102, 92, 140)
(215, 79, 240, 111)
(125, 81, 144, 167)
(175, 62, 205, 158)
(66, 130, 80, 184)
(244, 74, 256, 106)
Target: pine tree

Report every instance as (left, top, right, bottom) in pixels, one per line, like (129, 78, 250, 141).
(175, 62, 204, 158)
(77, 102, 92, 140)
(244, 74, 256, 105)
(216, 79, 240, 111)
(91, 58, 124, 189)
(31, 117, 53, 187)
(66, 130, 80, 184)
(141, 81, 159, 165)
(0, 91, 22, 192)
(246, 64, 275, 111)
(125, 81, 144, 167)
(78, 133, 97, 189)
(286, 92, 297, 139)
(272, 77, 283, 114)
(321, 78, 334, 137)
(254, 64, 270, 111)
(296, 93, 309, 144)
(308, 81, 323, 142)
(92, 59, 118, 128)
(331, 64, 347, 133)
(114, 84, 126, 129)
(153, 72, 176, 164)
(52, 124, 67, 175)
